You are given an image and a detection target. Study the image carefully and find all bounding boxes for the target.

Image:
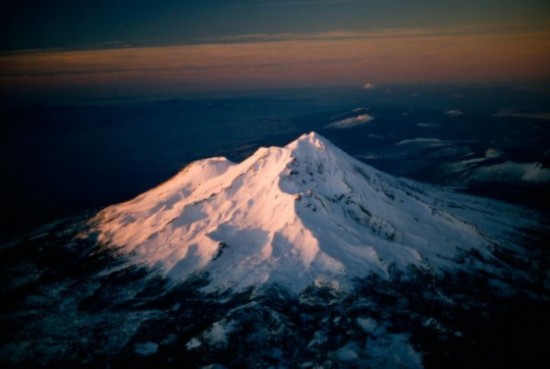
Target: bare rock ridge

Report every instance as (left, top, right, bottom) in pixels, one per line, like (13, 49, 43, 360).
(91, 132, 533, 291)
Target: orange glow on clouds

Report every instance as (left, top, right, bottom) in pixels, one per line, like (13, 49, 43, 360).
(1, 27, 549, 96)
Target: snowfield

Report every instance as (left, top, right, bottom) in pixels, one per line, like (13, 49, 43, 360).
(2, 132, 547, 369)
(91, 132, 536, 292)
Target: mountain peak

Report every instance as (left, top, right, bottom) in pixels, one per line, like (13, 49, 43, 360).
(286, 131, 329, 153)
(91, 133, 526, 292)
(294, 131, 327, 145)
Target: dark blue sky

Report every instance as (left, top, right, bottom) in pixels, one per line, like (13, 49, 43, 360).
(2, 0, 548, 51)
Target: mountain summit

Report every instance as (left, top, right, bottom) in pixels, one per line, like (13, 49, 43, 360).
(92, 132, 530, 291)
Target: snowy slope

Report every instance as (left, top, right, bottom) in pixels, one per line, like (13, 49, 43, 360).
(91, 132, 533, 292)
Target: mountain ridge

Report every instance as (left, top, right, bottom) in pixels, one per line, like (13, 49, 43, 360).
(91, 132, 534, 292)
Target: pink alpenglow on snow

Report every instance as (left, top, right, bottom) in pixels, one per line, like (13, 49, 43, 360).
(91, 132, 535, 292)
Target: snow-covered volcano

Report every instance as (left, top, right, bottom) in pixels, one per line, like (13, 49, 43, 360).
(91, 132, 531, 291)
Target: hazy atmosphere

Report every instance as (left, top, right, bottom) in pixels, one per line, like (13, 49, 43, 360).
(2, 1, 549, 100)
(2, 1, 549, 369)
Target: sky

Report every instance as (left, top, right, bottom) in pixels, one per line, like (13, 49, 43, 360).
(1, 0, 549, 99)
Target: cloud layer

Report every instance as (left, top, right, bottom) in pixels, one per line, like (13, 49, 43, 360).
(493, 110, 550, 121)
(1, 27, 549, 97)
(395, 138, 448, 146)
(326, 114, 374, 129)
(472, 162, 550, 184)
(445, 110, 464, 117)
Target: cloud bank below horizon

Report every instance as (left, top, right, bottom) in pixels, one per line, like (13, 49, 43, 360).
(326, 114, 374, 129)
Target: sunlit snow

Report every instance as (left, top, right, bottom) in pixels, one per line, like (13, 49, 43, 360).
(92, 132, 533, 292)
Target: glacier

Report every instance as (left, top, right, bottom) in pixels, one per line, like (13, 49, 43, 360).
(90, 132, 537, 292)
